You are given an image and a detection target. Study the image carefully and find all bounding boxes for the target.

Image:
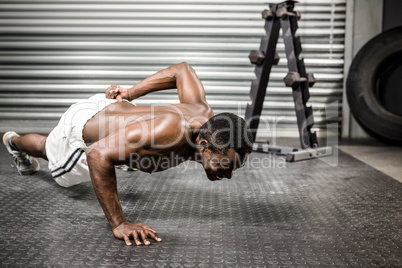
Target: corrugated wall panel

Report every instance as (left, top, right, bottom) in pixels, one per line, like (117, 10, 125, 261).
(0, 0, 345, 139)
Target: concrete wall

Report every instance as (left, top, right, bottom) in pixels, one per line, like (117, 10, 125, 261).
(342, 0, 383, 139)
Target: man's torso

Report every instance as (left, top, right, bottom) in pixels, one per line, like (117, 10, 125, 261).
(83, 101, 213, 173)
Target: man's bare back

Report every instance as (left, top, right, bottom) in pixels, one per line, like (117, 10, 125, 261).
(83, 62, 214, 176)
(83, 101, 213, 173)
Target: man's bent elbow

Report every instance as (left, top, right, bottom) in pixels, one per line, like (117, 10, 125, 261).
(174, 62, 194, 74)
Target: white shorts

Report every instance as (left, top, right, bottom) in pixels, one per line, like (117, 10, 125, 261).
(45, 94, 134, 187)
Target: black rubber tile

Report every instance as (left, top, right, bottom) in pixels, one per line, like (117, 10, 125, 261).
(0, 141, 401, 267)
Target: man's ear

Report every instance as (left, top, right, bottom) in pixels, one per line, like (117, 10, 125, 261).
(200, 139, 210, 153)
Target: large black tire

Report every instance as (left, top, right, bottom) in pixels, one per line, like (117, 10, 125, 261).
(347, 27, 402, 145)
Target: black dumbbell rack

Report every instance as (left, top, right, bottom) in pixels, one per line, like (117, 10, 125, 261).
(245, 0, 332, 162)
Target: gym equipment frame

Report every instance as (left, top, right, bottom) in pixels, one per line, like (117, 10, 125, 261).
(245, 0, 332, 162)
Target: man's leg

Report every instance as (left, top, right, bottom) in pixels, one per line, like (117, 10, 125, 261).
(3, 131, 44, 175)
(11, 134, 48, 161)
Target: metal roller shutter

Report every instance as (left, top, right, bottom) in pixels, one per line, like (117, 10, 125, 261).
(0, 0, 345, 139)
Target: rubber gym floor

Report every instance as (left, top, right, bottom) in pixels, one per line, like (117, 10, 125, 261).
(0, 137, 401, 267)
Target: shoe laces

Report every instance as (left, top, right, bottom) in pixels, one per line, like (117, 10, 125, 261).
(11, 151, 31, 167)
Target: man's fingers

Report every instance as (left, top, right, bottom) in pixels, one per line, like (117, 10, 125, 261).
(116, 95, 123, 102)
(106, 89, 112, 99)
(148, 231, 162, 242)
(106, 91, 116, 99)
(141, 224, 156, 233)
(106, 84, 119, 99)
(123, 235, 132, 246)
(140, 230, 151, 245)
(116, 223, 160, 246)
(132, 231, 141, 245)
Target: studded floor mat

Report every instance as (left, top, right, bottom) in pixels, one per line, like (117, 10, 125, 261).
(0, 142, 401, 267)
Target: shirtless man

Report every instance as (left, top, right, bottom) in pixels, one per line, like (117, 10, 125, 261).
(3, 62, 253, 246)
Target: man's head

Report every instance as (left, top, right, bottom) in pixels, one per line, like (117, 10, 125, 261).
(196, 112, 253, 181)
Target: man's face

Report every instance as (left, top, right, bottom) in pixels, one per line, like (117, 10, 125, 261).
(201, 147, 248, 181)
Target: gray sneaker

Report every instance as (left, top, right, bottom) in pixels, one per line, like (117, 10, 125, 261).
(3, 131, 40, 175)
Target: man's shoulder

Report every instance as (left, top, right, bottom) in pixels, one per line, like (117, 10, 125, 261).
(177, 101, 214, 119)
(141, 114, 189, 150)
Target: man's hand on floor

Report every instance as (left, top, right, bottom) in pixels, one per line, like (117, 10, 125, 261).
(112, 222, 162, 246)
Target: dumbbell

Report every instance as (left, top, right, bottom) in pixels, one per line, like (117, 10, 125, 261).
(283, 72, 307, 89)
(276, 7, 301, 20)
(307, 73, 316, 87)
(261, 9, 273, 20)
(249, 50, 280, 65)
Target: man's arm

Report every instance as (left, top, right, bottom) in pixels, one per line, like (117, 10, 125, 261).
(86, 122, 162, 246)
(106, 62, 207, 104)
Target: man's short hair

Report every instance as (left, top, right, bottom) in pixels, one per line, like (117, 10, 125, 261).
(198, 112, 253, 159)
